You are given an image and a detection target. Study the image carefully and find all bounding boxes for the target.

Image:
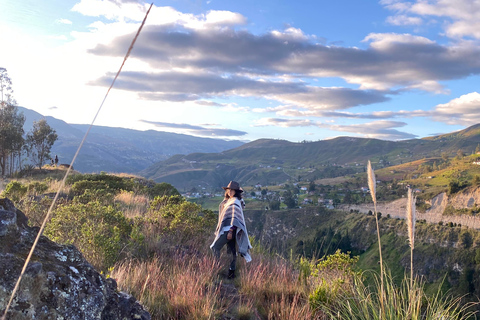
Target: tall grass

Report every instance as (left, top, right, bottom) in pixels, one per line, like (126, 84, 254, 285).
(238, 255, 313, 319)
(407, 186, 416, 288)
(114, 190, 149, 218)
(368, 160, 384, 312)
(112, 253, 227, 319)
(320, 271, 478, 320)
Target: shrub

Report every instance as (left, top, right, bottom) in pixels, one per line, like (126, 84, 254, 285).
(146, 195, 215, 241)
(73, 188, 115, 205)
(448, 180, 462, 195)
(1, 181, 28, 203)
(308, 250, 359, 311)
(459, 231, 473, 249)
(26, 181, 48, 196)
(133, 195, 217, 254)
(70, 180, 110, 196)
(145, 182, 180, 198)
(67, 173, 135, 192)
(45, 201, 132, 271)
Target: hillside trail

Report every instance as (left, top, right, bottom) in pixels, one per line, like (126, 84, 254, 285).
(339, 187, 480, 229)
(214, 268, 263, 319)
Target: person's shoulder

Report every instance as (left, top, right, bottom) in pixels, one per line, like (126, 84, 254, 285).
(233, 198, 243, 207)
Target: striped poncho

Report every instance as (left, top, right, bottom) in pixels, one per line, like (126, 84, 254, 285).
(210, 197, 252, 262)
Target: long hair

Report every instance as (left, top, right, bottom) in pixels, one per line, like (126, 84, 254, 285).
(225, 189, 243, 200)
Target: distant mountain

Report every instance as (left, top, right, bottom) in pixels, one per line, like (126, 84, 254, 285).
(18, 107, 244, 173)
(141, 125, 480, 191)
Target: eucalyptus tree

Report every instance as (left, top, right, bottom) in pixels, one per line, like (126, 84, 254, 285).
(26, 119, 58, 169)
(0, 68, 24, 176)
(0, 67, 14, 104)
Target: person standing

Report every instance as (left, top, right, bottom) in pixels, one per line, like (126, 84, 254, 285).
(210, 181, 252, 279)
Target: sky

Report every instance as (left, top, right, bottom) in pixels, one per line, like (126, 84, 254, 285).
(1, 0, 480, 143)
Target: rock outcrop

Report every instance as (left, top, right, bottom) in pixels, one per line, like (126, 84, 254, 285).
(0, 198, 150, 320)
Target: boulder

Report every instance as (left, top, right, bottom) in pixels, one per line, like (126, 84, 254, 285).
(0, 198, 150, 320)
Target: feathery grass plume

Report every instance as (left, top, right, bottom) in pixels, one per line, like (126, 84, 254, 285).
(367, 160, 384, 313)
(367, 160, 376, 204)
(407, 186, 416, 288)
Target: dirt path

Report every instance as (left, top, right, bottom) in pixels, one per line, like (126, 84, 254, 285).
(339, 192, 480, 229)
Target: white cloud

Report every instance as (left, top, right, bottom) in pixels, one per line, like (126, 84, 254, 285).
(432, 92, 480, 125)
(324, 120, 417, 140)
(383, 0, 480, 39)
(386, 15, 422, 26)
(254, 118, 314, 127)
(72, 0, 148, 21)
(204, 10, 247, 26)
(56, 18, 73, 25)
(253, 118, 417, 140)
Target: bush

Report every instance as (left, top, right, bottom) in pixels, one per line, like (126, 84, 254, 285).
(448, 180, 463, 195)
(129, 195, 217, 254)
(309, 250, 359, 311)
(67, 173, 135, 192)
(269, 200, 281, 210)
(70, 180, 110, 196)
(73, 188, 115, 205)
(26, 181, 48, 196)
(146, 182, 180, 198)
(45, 201, 132, 271)
(146, 195, 215, 240)
(1, 181, 28, 203)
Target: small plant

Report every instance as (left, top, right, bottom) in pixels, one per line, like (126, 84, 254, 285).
(1, 180, 27, 203)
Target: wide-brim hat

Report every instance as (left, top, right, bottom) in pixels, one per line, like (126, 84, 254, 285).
(222, 181, 244, 192)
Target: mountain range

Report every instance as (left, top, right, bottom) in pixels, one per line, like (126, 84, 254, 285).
(141, 124, 480, 191)
(19, 107, 244, 173)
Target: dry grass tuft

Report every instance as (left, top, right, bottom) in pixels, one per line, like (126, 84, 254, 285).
(114, 190, 149, 218)
(239, 255, 312, 319)
(112, 252, 226, 319)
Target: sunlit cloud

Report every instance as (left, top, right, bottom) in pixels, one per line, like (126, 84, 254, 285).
(386, 15, 422, 26)
(382, 0, 480, 39)
(253, 118, 417, 140)
(140, 120, 248, 137)
(431, 92, 480, 125)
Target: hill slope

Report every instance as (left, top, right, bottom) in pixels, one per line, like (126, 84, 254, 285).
(19, 107, 244, 173)
(141, 125, 480, 191)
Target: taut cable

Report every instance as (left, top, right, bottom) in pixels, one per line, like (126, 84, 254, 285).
(1, 3, 153, 319)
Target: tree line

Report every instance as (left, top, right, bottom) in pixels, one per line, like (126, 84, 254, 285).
(0, 68, 58, 176)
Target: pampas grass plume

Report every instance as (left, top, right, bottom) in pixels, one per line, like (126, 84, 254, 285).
(367, 160, 376, 204)
(407, 187, 416, 250)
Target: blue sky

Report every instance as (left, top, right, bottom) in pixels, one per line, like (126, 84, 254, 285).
(1, 0, 480, 142)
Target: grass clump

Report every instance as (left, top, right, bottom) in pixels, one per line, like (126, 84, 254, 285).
(317, 271, 478, 320)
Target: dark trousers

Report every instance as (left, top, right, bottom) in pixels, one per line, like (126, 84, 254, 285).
(211, 231, 237, 270)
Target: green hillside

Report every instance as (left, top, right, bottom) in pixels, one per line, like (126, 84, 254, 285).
(141, 124, 480, 191)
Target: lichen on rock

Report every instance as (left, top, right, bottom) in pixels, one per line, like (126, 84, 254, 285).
(0, 198, 150, 320)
